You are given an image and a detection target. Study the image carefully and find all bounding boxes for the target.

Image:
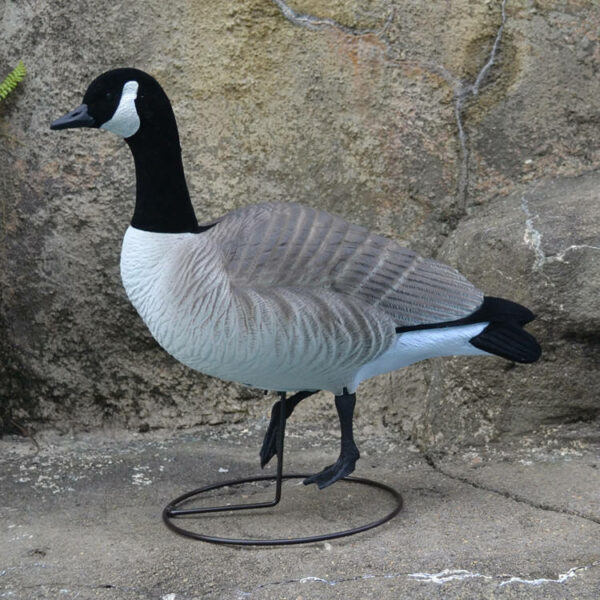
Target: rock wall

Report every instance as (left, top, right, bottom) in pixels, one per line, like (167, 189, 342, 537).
(415, 172, 600, 450)
(1, 1, 598, 448)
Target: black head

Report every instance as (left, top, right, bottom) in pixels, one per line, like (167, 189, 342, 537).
(50, 68, 172, 138)
(50, 68, 198, 233)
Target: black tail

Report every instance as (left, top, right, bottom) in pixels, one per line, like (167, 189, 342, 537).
(394, 296, 541, 364)
(465, 296, 536, 327)
(470, 321, 541, 363)
(468, 297, 541, 363)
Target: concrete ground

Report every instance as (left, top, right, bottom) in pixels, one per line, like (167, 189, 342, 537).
(1, 418, 599, 600)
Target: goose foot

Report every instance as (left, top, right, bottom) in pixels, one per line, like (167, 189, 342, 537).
(260, 390, 318, 468)
(303, 443, 360, 489)
(303, 390, 360, 490)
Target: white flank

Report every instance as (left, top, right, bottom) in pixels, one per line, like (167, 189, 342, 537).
(100, 80, 140, 138)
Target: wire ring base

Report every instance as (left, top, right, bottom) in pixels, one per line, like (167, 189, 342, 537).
(163, 473, 403, 546)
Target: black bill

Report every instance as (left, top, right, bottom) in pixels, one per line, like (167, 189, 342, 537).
(50, 104, 95, 130)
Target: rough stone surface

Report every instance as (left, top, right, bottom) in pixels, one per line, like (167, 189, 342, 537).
(0, 424, 599, 599)
(415, 172, 600, 450)
(1, 0, 599, 447)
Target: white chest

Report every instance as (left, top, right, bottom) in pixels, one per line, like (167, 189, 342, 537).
(120, 227, 231, 370)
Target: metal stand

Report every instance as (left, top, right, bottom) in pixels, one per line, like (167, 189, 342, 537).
(163, 393, 403, 546)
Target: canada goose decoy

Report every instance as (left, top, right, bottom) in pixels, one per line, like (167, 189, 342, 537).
(51, 68, 541, 489)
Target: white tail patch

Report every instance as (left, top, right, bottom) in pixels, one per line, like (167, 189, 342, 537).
(350, 322, 490, 392)
(100, 80, 140, 138)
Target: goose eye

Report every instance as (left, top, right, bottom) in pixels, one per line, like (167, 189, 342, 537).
(105, 92, 113, 102)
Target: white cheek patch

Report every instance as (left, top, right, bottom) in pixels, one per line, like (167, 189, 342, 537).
(100, 80, 140, 138)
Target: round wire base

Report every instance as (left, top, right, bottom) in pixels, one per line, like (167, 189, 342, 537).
(163, 473, 403, 546)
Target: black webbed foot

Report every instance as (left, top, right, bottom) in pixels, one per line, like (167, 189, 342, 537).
(260, 390, 317, 468)
(303, 390, 361, 490)
(303, 443, 360, 489)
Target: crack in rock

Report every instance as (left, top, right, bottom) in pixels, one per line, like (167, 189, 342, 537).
(424, 453, 600, 526)
(521, 194, 600, 271)
(521, 194, 546, 270)
(472, 0, 507, 97)
(452, 0, 507, 215)
(271, 0, 509, 224)
(409, 563, 600, 587)
(271, 0, 391, 35)
(497, 563, 599, 587)
(236, 572, 382, 596)
(236, 561, 600, 597)
(408, 569, 492, 584)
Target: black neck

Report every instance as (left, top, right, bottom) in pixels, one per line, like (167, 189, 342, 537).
(125, 111, 199, 234)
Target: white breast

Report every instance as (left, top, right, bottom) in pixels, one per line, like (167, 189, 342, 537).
(120, 226, 231, 370)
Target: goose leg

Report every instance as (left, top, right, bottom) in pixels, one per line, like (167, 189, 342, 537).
(303, 390, 360, 489)
(260, 390, 318, 468)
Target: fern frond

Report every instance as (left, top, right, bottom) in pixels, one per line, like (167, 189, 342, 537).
(0, 61, 27, 101)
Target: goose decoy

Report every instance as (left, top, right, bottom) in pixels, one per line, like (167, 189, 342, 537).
(51, 68, 541, 489)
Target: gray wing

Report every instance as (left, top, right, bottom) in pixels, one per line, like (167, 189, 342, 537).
(213, 202, 483, 327)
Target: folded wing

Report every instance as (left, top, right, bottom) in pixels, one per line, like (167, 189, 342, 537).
(215, 202, 483, 327)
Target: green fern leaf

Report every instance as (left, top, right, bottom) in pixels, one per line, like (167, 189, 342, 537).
(0, 61, 27, 101)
